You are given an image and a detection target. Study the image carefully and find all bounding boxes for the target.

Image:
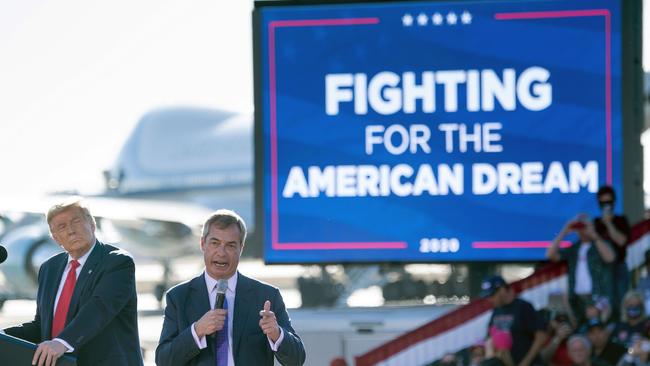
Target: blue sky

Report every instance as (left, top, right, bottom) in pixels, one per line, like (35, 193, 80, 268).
(0, 0, 253, 195)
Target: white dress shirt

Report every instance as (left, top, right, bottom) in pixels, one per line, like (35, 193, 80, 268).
(53, 243, 96, 351)
(190, 271, 284, 365)
(574, 242, 593, 295)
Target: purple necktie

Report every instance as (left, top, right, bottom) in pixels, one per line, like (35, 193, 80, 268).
(215, 296, 228, 366)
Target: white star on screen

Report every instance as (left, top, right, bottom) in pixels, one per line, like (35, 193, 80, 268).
(402, 13, 414, 27)
(431, 12, 443, 26)
(461, 11, 472, 24)
(417, 13, 428, 26)
(446, 12, 458, 25)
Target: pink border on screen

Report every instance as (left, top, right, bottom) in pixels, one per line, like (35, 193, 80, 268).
(470, 9, 613, 250)
(472, 241, 573, 249)
(267, 17, 402, 250)
(267, 10, 614, 252)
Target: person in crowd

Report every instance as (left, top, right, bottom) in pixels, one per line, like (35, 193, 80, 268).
(2, 198, 143, 366)
(616, 336, 650, 366)
(567, 335, 609, 366)
(156, 209, 305, 366)
(612, 291, 650, 348)
(480, 337, 513, 366)
(481, 275, 548, 366)
(541, 312, 574, 366)
(469, 343, 487, 366)
(438, 352, 462, 366)
(635, 250, 650, 311)
(585, 319, 626, 365)
(547, 214, 616, 325)
(579, 298, 614, 333)
(593, 186, 630, 314)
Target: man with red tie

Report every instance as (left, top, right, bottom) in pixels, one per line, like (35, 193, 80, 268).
(3, 198, 143, 366)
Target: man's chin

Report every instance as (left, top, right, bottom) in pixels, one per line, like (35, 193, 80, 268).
(208, 266, 233, 279)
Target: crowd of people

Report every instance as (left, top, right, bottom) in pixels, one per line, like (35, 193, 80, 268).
(434, 186, 650, 366)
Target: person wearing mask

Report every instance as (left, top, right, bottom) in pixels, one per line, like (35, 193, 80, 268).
(593, 186, 630, 315)
(481, 275, 548, 366)
(612, 291, 650, 348)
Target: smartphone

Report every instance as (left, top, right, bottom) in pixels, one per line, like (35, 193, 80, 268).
(570, 222, 586, 230)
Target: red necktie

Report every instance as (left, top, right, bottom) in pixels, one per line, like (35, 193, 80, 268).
(51, 259, 80, 339)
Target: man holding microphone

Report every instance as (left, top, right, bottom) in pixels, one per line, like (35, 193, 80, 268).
(156, 209, 305, 365)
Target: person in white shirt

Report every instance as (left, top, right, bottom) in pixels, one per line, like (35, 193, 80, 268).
(547, 214, 615, 326)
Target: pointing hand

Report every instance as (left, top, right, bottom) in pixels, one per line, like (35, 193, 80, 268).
(259, 300, 280, 342)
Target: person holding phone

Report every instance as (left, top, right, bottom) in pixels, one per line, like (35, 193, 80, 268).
(547, 214, 616, 326)
(593, 185, 631, 316)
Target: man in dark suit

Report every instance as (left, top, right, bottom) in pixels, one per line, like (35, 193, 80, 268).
(3, 198, 143, 366)
(156, 209, 306, 366)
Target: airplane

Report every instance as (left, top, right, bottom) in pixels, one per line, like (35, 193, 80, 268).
(0, 107, 254, 309)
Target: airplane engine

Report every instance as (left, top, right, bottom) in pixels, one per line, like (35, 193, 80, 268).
(0, 223, 61, 302)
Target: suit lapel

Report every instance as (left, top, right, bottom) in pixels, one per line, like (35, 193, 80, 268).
(188, 274, 211, 320)
(66, 241, 103, 322)
(188, 274, 213, 355)
(233, 272, 254, 357)
(43, 254, 68, 339)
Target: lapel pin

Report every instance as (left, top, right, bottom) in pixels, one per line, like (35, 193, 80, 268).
(88, 270, 93, 274)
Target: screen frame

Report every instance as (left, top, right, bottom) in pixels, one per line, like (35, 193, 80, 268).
(252, 0, 644, 264)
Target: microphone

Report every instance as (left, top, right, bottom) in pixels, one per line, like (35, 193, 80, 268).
(211, 279, 228, 339)
(215, 279, 228, 309)
(0, 245, 6, 264)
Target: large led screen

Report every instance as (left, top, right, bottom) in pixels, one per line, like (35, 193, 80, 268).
(254, 0, 622, 263)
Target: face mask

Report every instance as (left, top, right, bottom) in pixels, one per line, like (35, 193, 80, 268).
(626, 306, 643, 319)
(600, 203, 613, 215)
(598, 199, 614, 208)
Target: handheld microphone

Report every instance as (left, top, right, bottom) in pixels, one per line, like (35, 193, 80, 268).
(215, 279, 228, 309)
(0, 245, 6, 264)
(211, 279, 228, 339)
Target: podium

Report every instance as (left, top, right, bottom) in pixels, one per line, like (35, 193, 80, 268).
(0, 333, 77, 366)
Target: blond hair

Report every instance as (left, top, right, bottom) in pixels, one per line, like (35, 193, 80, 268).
(621, 290, 646, 322)
(46, 197, 96, 227)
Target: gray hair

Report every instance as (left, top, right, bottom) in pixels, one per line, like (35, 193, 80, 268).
(568, 335, 592, 353)
(201, 209, 247, 245)
(46, 197, 96, 227)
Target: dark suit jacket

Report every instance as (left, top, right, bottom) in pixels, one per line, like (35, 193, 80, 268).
(4, 241, 143, 366)
(156, 272, 306, 366)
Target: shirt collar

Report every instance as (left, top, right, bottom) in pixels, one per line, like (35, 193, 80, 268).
(204, 271, 238, 295)
(67, 242, 95, 268)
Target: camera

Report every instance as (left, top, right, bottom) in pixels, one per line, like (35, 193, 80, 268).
(554, 313, 569, 324)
